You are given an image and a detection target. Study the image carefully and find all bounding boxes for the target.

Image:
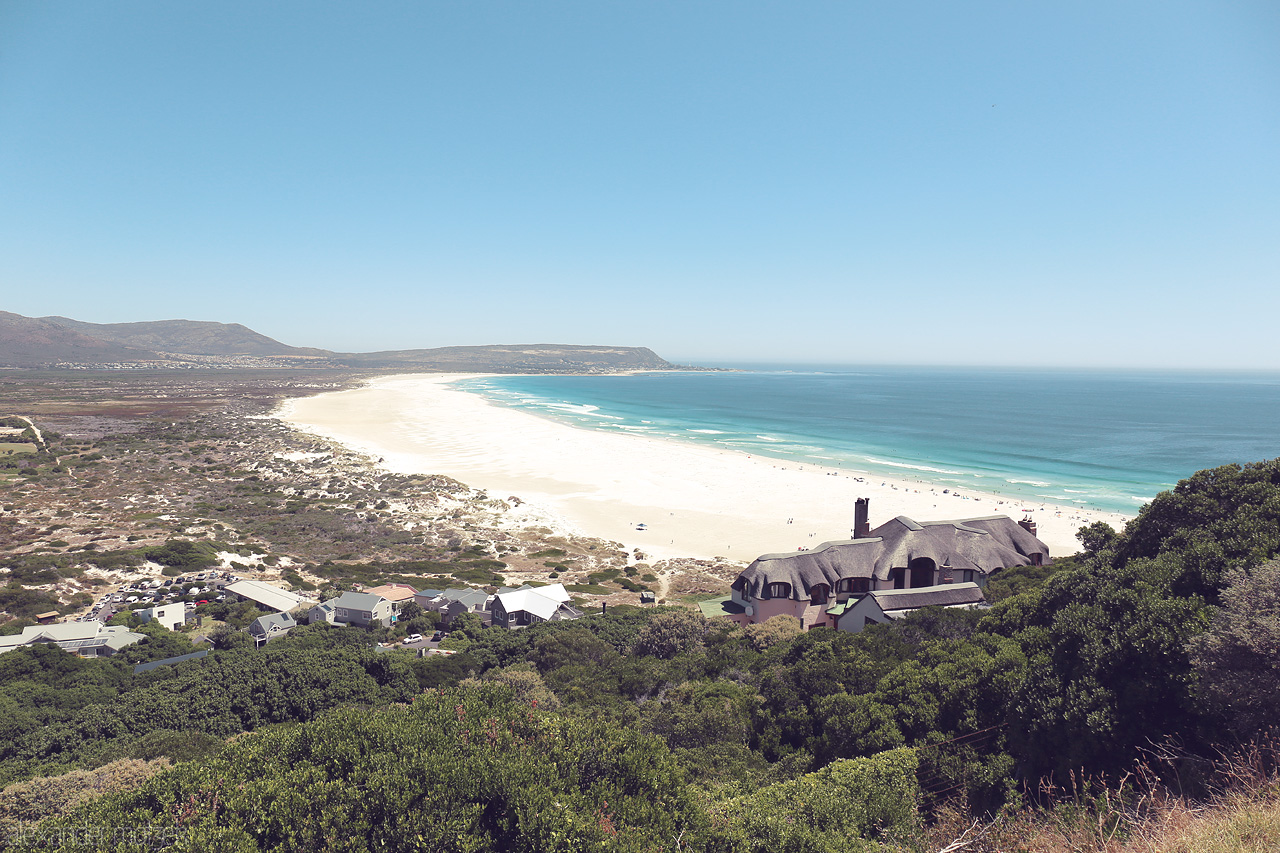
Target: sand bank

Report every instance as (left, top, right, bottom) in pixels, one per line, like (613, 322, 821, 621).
(277, 374, 1133, 562)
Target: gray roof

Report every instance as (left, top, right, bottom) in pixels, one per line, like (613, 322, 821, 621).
(440, 588, 490, 609)
(320, 591, 387, 612)
(102, 630, 147, 650)
(225, 580, 314, 613)
(733, 514, 1048, 601)
(0, 621, 145, 655)
(134, 650, 209, 674)
(249, 612, 297, 636)
(867, 582, 986, 612)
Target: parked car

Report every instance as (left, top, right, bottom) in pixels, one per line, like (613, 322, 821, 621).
(431, 631, 445, 642)
(404, 634, 423, 644)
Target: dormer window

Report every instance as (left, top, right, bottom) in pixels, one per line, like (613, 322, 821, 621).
(836, 577, 870, 594)
(809, 584, 829, 605)
(765, 582, 792, 599)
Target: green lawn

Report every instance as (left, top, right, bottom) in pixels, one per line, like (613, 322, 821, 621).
(0, 442, 37, 455)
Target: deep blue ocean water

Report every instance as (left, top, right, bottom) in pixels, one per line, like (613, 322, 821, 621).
(455, 367, 1280, 514)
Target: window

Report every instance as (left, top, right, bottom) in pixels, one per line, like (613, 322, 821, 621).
(960, 570, 977, 584)
(765, 582, 792, 599)
(809, 584, 829, 605)
(836, 577, 870, 594)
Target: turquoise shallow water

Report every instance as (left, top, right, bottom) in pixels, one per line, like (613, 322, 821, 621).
(455, 366, 1280, 515)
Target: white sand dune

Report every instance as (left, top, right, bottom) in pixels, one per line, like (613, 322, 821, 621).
(277, 374, 1133, 562)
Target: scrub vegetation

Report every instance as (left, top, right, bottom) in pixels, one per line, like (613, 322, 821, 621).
(2, 373, 1280, 850)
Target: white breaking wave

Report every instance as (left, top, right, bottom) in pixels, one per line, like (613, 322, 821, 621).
(862, 456, 966, 476)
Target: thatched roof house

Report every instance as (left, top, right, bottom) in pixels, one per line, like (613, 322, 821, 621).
(726, 512, 1047, 630)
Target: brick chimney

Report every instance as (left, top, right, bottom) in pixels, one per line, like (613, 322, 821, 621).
(854, 498, 871, 538)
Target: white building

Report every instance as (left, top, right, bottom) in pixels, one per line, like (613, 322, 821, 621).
(138, 603, 186, 631)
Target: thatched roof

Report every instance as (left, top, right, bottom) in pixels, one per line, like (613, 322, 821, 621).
(867, 581, 986, 613)
(731, 514, 1048, 601)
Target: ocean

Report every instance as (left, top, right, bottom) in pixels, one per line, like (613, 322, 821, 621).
(455, 366, 1280, 515)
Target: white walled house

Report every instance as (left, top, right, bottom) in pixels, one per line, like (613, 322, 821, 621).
(138, 603, 186, 632)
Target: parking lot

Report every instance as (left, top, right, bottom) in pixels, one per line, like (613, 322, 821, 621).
(79, 570, 240, 622)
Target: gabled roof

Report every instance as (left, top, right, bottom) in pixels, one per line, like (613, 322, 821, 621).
(494, 585, 575, 621)
(0, 621, 145, 655)
(322, 591, 388, 612)
(733, 514, 1048, 602)
(226, 580, 314, 613)
(438, 588, 490, 609)
(249, 612, 297, 636)
(102, 630, 148, 650)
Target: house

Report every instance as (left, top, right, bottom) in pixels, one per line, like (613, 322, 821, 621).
(138, 603, 187, 632)
(0, 621, 145, 657)
(224, 580, 315, 613)
(308, 591, 395, 628)
(490, 584, 582, 629)
(365, 583, 418, 612)
(248, 612, 297, 646)
(827, 582, 987, 634)
(417, 588, 492, 626)
(726, 509, 1047, 630)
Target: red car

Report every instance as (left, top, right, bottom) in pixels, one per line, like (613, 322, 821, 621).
(196, 599, 208, 605)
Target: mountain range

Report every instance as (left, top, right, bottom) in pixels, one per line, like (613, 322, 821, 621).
(0, 311, 675, 372)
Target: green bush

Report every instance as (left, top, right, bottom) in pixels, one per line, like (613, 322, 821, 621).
(707, 748, 919, 852)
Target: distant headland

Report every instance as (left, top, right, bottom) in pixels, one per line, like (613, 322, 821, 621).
(0, 310, 688, 373)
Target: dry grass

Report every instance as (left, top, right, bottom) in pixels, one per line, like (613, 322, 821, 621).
(917, 742, 1280, 853)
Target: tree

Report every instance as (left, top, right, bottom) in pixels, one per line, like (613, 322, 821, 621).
(208, 624, 251, 651)
(743, 615, 803, 651)
(463, 663, 561, 710)
(632, 609, 707, 659)
(640, 680, 760, 749)
(1077, 520, 1118, 554)
(1188, 558, 1280, 738)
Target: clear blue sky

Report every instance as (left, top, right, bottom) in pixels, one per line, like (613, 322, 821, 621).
(2, 2, 1277, 367)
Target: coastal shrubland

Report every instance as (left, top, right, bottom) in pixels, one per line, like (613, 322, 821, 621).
(4, 375, 1280, 848)
(0, 383, 640, 632)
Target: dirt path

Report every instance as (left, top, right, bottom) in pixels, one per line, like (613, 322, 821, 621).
(14, 416, 44, 447)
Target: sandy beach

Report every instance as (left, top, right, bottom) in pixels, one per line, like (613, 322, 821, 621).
(277, 374, 1134, 563)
